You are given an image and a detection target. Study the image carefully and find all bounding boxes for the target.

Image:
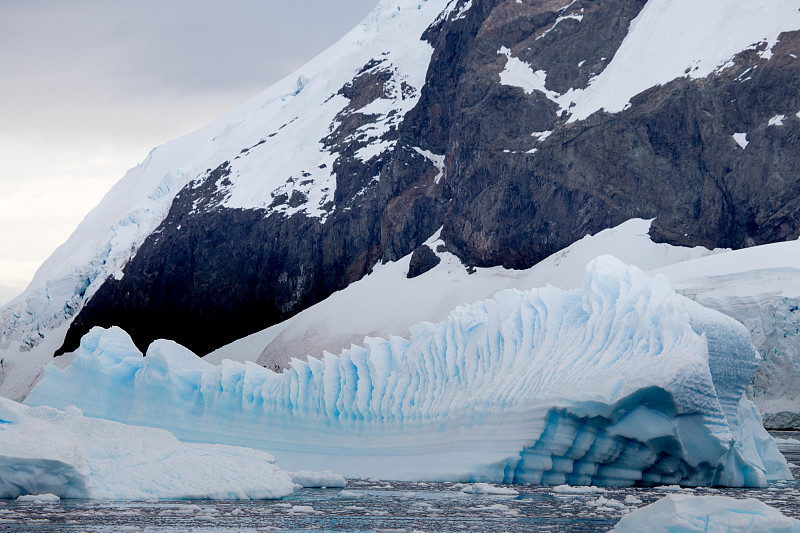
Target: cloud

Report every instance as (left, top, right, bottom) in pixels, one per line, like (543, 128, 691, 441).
(0, 0, 379, 145)
(0, 1, 379, 295)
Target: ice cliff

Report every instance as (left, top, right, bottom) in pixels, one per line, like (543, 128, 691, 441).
(26, 257, 791, 487)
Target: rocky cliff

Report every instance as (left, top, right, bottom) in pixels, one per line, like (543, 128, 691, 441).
(58, 0, 800, 356)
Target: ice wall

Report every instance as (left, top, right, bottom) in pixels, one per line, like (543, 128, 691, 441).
(27, 257, 791, 487)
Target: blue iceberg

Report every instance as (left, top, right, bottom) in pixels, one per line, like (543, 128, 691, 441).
(26, 256, 791, 487)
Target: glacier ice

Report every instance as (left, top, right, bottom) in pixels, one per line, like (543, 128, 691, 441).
(26, 256, 791, 487)
(0, 396, 298, 500)
(652, 240, 800, 429)
(610, 494, 800, 533)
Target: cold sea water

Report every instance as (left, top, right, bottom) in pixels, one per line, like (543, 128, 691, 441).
(3, 434, 800, 533)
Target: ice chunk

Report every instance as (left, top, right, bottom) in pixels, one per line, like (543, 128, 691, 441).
(288, 470, 346, 488)
(609, 494, 800, 532)
(0, 396, 297, 500)
(16, 493, 60, 503)
(552, 485, 607, 494)
(461, 483, 518, 495)
(27, 257, 791, 487)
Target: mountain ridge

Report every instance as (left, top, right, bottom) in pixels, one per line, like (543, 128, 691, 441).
(2, 0, 800, 404)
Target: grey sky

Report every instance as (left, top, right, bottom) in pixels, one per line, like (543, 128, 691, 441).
(0, 1, 378, 304)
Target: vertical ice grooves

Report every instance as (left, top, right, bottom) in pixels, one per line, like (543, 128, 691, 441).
(26, 256, 791, 486)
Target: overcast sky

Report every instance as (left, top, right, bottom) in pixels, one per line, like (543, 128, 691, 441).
(0, 0, 379, 305)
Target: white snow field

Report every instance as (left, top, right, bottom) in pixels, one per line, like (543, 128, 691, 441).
(0, 397, 299, 500)
(26, 257, 791, 487)
(499, 0, 800, 121)
(609, 494, 800, 533)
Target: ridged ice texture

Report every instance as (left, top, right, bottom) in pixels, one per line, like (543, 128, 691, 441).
(26, 256, 791, 487)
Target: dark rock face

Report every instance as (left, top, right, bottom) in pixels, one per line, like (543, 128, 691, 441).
(58, 0, 800, 356)
(407, 245, 441, 279)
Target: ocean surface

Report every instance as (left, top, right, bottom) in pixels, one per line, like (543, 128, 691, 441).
(2, 433, 799, 533)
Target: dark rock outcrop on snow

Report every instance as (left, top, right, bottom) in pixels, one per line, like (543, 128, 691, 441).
(407, 245, 441, 279)
(57, 0, 800, 356)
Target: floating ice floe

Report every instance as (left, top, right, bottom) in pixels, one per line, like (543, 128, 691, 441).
(16, 493, 60, 504)
(461, 483, 519, 495)
(0, 396, 299, 500)
(287, 470, 347, 488)
(609, 494, 800, 533)
(26, 256, 791, 487)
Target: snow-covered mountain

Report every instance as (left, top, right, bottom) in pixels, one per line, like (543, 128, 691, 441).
(2, 0, 800, 427)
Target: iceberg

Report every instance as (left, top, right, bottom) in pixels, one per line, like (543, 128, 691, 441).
(0, 396, 298, 500)
(26, 256, 791, 487)
(610, 494, 800, 533)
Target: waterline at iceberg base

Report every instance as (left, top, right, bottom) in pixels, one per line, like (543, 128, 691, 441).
(26, 256, 791, 487)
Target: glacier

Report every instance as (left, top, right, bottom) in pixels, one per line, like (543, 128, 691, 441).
(26, 256, 791, 487)
(653, 241, 800, 429)
(610, 494, 800, 533)
(0, 396, 298, 500)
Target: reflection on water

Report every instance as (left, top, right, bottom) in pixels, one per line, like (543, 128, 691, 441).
(2, 435, 798, 532)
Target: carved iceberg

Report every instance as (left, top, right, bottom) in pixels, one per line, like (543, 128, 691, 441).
(26, 256, 791, 487)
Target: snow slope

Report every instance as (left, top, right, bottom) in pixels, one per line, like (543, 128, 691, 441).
(27, 257, 790, 487)
(499, 0, 800, 121)
(0, 397, 298, 500)
(204, 219, 717, 368)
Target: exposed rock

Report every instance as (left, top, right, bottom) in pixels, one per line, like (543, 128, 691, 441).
(56, 0, 800, 359)
(407, 245, 441, 279)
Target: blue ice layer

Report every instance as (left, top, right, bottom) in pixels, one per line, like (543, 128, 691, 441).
(26, 256, 792, 487)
